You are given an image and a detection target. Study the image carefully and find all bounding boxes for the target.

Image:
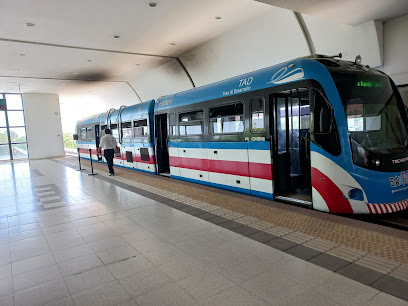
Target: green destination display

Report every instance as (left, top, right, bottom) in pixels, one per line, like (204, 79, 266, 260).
(0, 99, 6, 111)
(357, 81, 382, 88)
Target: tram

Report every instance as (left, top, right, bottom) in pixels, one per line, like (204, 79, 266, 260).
(75, 55, 408, 214)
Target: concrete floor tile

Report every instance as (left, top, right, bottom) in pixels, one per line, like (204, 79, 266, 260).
(10, 235, 47, 250)
(285, 244, 322, 261)
(11, 243, 51, 262)
(134, 283, 198, 306)
(120, 229, 156, 243)
(0, 277, 13, 297)
(72, 280, 131, 306)
(48, 235, 86, 251)
(96, 244, 139, 265)
(44, 296, 75, 306)
(12, 252, 56, 275)
(13, 264, 62, 293)
(157, 256, 209, 282)
(178, 269, 235, 301)
(130, 236, 172, 254)
(88, 235, 127, 252)
(8, 222, 41, 235)
(143, 245, 191, 266)
(58, 253, 103, 277)
(337, 263, 385, 286)
(53, 243, 94, 263)
(198, 285, 268, 306)
(64, 266, 116, 294)
(367, 292, 408, 306)
(308, 253, 351, 272)
(316, 272, 380, 305)
(372, 276, 408, 302)
(0, 294, 13, 306)
(107, 255, 154, 279)
(14, 279, 70, 306)
(0, 264, 11, 280)
(119, 267, 173, 297)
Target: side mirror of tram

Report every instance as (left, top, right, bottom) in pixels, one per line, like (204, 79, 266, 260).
(73, 134, 79, 140)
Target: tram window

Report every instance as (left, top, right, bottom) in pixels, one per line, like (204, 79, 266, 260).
(80, 128, 86, 140)
(122, 121, 132, 138)
(312, 90, 340, 156)
(250, 97, 264, 133)
(169, 113, 176, 136)
(179, 110, 203, 136)
(110, 124, 119, 139)
(101, 125, 107, 136)
(134, 119, 149, 137)
(210, 102, 244, 134)
(86, 127, 93, 139)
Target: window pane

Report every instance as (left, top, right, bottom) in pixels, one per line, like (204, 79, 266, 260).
(179, 110, 203, 136)
(0, 112, 6, 127)
(80, 128, 86, 139)
(251, 98, 264, 132)
(123, 128, 132, 138)
(12, 143, 28, 159)
(86, 127, 93, 139)
(0, 145, 10, 160)
(5, 95, 23, 110)
(0, 128, 8, 144)
(7, 111, 25, 126)
(210, 103, 244, 134)
(9, 127, 26, 143)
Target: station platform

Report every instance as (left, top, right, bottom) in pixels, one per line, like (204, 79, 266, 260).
(0, 158, 407, 305)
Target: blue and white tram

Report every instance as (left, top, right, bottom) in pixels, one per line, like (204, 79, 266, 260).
(75, 55, 408, 214)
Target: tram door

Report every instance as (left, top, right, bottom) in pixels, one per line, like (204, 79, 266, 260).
(155, 113, 170, 175)
(272, 89, 312, 205)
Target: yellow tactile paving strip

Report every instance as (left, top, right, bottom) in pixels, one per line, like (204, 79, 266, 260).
(60, 156, 408, 264)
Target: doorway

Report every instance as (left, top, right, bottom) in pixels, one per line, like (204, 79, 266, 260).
(155, 113, 170, 175)
(0, 94, 28, 160)
(272, 88, 312, 204)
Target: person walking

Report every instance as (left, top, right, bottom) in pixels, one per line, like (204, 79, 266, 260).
(98, 128, 117, 176)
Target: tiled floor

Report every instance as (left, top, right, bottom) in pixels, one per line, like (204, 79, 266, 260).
(0, 159, 407, 305)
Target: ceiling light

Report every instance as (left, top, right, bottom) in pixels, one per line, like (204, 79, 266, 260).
(148, 2, 158, 7)
(8, 81, 17, 84)
(10, 68, 21, 71)
(215, 16, 221, 19)
(116, 75, 121, 77)
(18, 53, 26, 56)
(60, 84, 66, 86)
(25, 22, 35, 27)
(71, 72, 78, 75)
(86, 59, 93, 62)
(113, 35, 120, 39)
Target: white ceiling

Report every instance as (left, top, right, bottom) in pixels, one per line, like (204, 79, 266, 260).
(0, 0, 269, 96)
(255, 0, 408, 25)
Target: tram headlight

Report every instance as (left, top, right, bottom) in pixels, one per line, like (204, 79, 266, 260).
(374, 159, 381, 167)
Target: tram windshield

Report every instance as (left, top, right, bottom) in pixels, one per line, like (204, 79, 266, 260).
(332, 72, 408, 152)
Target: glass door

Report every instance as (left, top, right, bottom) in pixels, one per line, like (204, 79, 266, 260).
(0, 94, 28, 160)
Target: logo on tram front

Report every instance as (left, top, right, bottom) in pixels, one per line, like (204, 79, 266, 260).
(389, 171, 408, 188)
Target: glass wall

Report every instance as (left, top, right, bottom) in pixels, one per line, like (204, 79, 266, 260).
(0, 94, 28, 160)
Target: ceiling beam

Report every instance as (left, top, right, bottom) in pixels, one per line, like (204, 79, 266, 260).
(0, 38, 176, 59)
